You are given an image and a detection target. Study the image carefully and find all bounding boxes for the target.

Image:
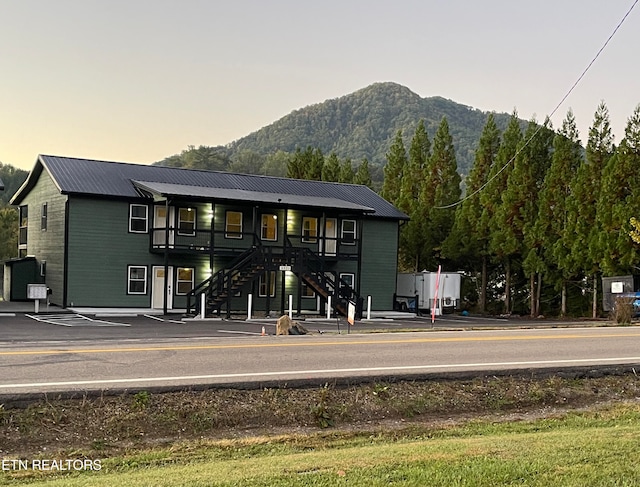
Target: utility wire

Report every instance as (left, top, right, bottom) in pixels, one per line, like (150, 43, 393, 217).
(436, 0, 638, 210)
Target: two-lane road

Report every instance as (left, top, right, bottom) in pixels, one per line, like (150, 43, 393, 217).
(2, 326, 640, 395)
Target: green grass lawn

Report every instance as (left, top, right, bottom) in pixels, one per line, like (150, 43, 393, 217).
(3, 403, 640, 486)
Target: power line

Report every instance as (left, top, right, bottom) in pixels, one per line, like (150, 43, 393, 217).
(436, 0, 638, 210)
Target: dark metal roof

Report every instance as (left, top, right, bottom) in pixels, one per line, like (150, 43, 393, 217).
(11, 155, 408, 220)
(133, 181, 375, 213)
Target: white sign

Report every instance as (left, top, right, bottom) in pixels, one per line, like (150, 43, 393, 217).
(27, 284, 48, 300)
(611, 282, 624, 294)
(279, 265, 292, 271)
(348, 301, 356, 326)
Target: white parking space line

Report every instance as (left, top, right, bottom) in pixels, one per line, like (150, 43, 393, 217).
(143, 314, 185, 324)
(26, 314, 130, 327)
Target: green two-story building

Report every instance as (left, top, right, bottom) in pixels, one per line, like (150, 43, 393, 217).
(9, 155, 408, 317)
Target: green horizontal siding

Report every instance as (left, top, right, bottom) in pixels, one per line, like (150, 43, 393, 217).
(19, 170, 67, 305)
(359, 219, 399, 310)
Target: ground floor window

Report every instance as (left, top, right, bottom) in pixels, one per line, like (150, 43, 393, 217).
(259, 272, 276, 297)
(339, 273, 355, 294)
(128, 266, 148, 294)
(176, 267, 195, 295)
(302, 281, 316, 298)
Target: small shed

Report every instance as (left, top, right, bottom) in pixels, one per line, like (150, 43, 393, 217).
(3, 257, 40, 301)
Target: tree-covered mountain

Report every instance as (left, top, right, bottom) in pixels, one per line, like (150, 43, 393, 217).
(227, 82, 518, 177)
(0, 163, 28, 206)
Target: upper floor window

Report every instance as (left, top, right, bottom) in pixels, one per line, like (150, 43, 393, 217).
(261, 214, 277, 241)
(302, 217, 318, 243)
(129, 204, 148, 233)
(41, 203, 48, 231)
(341, 219, 357, 245)
(178, 208, 196, 236)
(225, 211, 243, 239)
(19, 205, 28, 246)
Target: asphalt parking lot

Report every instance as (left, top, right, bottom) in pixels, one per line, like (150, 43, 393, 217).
(0, 306, 606, 344)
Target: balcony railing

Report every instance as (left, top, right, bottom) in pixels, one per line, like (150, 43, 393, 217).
(149, 228, 360, 259)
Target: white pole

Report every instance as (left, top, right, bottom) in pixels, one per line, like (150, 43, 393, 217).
(34, 299, 39, 314)
(288, 294, 293, 318)
(200, 293, 206, 320)
(327, 295, 332, 319)
(367, 295, 372, 320)
(248, 293, 253, 320)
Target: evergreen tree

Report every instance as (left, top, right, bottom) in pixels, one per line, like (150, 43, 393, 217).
(482, 111, 522, 313)
(532, 110, 583, 316)
(511, 117, 554, 316)
(443, 113, 501, 311)
(398, 120, 431, 270)
(306, 147, 325, 181)
(338, 158, 355, 184)
(353, 158, 373, 188)
(565, 102, 614, 317)
(287, 147, 307, 179)
(322, 153, 341, 182)
(419, 117, 461, 270)
(0, 206, 18, 261)
(595, 104, 640, 275)
(381, 130, 407, 204)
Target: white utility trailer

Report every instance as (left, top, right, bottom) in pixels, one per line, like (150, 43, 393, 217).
(395, 271, 462, 313)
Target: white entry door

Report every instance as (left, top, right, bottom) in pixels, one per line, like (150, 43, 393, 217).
(152, 266, 173, 310)
(323, 218, 337, 256)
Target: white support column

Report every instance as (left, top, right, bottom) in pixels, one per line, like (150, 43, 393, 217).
(367, 295, 372, 320)
(200, 293, 206, 320)
(248, 293, 253, 320)
(288, 295, 293, 318)
(327, 295, 332, 319)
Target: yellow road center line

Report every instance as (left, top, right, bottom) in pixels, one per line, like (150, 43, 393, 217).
(2, 331, 640, 357)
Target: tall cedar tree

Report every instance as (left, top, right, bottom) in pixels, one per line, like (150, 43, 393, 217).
(322, 153, 341, 182)
(512, 118, 554, 316)
(287, 147, 307, 179)
(338, 158, 355, 183)
(443, 113, 501, 311)
(419, 117, 461, 270)
(530, 111, 583, 316)
(596, 104, 640, 275)
(565, 102, 614, 317)
(381, 130, 407, 204)
(398, 120, 431, 270)
(354, 159, 373, 188)
(483, 111, 522, 313)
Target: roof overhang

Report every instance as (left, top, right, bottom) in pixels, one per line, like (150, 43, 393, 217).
(132, 180, 376, 213)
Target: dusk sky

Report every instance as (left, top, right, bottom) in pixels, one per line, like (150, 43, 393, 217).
(1, 0, 638, 171)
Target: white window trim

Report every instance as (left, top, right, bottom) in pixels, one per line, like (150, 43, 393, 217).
(129, 204, 149, 233)
(339, 273, 355, 290)
(341, 219, 357, 245)
(225, 211, 243, 239)
(127, 266, 148, 295)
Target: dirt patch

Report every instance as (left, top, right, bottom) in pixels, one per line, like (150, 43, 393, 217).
(2, 370, 640, 458)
